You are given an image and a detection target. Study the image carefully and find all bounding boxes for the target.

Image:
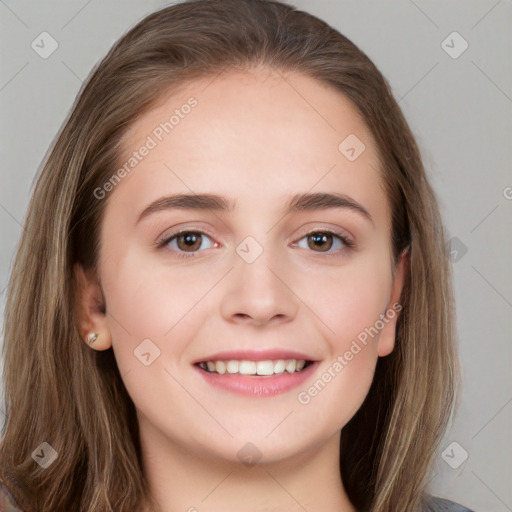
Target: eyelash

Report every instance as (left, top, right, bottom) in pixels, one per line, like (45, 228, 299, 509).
(156, 228, 355, 261)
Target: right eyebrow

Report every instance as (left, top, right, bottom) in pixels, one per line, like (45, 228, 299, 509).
(137, 193, 235, 223)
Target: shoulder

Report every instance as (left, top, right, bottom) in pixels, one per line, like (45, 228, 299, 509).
(425, 495, 476, 512)
(0, 480, 25, 512)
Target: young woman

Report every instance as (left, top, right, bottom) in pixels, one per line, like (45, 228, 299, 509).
(0, 1, 475, 511)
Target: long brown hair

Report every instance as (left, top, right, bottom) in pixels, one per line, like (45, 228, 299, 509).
(0, 1, 458, 510)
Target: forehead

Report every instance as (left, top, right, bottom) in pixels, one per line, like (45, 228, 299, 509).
(112, 67, 388, 224)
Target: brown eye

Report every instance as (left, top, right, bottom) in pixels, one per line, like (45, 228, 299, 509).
(165, 231, 213, 253)
(176, 232, 202, 251)
(307, 232, 334, 252)
(295, 230, 353, 256)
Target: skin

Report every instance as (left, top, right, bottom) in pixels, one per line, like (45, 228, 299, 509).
(76, 66, 407, 512)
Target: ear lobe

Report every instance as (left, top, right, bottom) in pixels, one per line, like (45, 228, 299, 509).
(377, 248, 409, 357)
(74, 264, 112, 351)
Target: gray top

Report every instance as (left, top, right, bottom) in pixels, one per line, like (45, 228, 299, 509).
(426, 496, 475, 512)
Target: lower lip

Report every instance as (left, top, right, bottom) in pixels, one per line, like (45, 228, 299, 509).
(194, 362, 318, 397)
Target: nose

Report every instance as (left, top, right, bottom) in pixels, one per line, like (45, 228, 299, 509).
(219, 242, 299, 328)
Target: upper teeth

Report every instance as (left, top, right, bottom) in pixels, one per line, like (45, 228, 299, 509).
(199, 359, 307, 375)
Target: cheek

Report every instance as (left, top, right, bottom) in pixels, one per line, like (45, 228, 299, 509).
(301, 253, 392, 352)
(99, 246, 214, 371)
(292, 255, 392, 421)
(99, 250, 215, 425)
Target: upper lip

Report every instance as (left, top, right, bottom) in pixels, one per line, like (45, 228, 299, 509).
(194, 348, 317, 364)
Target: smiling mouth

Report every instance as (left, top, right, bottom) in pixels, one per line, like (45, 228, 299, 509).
(197, 359, 313, 376)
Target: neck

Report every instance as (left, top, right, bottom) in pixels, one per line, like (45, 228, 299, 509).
(139, 419, 357, 512)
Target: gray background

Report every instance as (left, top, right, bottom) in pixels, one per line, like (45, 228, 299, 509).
(0, 1, 510, 511)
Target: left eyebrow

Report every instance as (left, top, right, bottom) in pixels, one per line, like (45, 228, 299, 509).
(285, 192, 373, 225)
(137, 191, 373, 225)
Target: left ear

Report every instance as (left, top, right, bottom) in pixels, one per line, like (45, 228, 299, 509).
(377, 247, 409, 357)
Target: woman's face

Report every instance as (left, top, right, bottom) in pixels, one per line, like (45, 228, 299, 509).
(93, 67, 406, 464)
